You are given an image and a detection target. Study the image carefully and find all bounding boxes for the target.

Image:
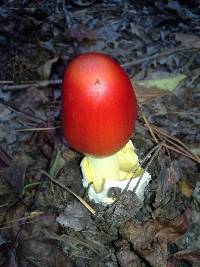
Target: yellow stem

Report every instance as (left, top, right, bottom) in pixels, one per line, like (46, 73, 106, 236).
(81, 140, 144, 194)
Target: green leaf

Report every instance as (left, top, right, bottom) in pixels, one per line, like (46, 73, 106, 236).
(134, 74, 186, 92)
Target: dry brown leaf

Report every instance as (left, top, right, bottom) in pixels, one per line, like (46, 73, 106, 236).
(173, 250, 200, 264)
(70, 25, 98, 42)
(133, 83, 168, 103)
(154, 213, 189, 244)
(114, 240, 143, 267)
(120, 213, 188, 249)
(14, 87, 48, 110)
(119, 214, 189, 267)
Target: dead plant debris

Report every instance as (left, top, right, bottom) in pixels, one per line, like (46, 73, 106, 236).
(0, 0, 200, 266)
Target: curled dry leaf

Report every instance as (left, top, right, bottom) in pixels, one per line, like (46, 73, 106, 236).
(14, 87, 48, 110)
(120, 213, 188, 248)
(114, 240, 143, 267)
(0, 146, 12, 169)
(154, 213, 189, 244)
(37, 57, 59, 80)
(1, 161, 26, 193)
(119, 214, 188, 267)
(173, 250, 200, 264)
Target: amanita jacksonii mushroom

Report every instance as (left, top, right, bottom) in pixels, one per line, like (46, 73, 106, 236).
(62, 52, 151, 204)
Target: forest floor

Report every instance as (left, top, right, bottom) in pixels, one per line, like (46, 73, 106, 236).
(0, 1, 200, 266)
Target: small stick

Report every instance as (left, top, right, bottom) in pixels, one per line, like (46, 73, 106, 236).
(151, 124, 200, 163)
(1, 79, 62, 91)
(110, 140, 165, 207)
(121, 47, 198, 68)
(0, 81, 13, 84)
(163, 143, 200, 164)
(133, 140, 165, 194)
(41, 170, 96, 215)
(14, 126, 61, 132)
(140, 106, 158, 143)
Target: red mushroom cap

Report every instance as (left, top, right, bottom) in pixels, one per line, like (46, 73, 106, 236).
(62, 52, 137, 157)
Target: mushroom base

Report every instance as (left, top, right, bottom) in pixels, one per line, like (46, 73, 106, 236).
(80, 140, 151, 205)
(82, 171, 151, 205)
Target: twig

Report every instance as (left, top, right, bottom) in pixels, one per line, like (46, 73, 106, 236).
(14, 126, 61, 132)
(110, 141, 165, 208)
(0, 218, 42, 231)
(133, 140, 165, 194)
(151, 124, 200, 164)
(1, 79, 62, 91)
(126, 141, 165, 194)
(2, 47, 198, 92)
(0, 212, 44, 229)
(0, 101, 45, 123)
(0, 146, 12, 167)
(0, 203, 9, 208)
(62, 0, 73, 28)
(164, 143, 199, 163)
(154, 131, 194, 158)
(140, 140, 165, 165)
(140, 106, 158, 143)
(186, 68, 200, 87)
(0, 81, 13, 84)
(121, 47, 199, 68)
(40, 170, 96, 215)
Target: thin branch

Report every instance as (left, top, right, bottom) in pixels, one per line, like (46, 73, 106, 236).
(133, 140, 165, 194)
(110, 141, 165, 208)
(1, 79, 62, 91)
(140, 106, 158, 143)
(151, 124, 200, 164)
(121, 47, 199, 68)
(14, 126, 61, 132)
(41, 170, 96, 215)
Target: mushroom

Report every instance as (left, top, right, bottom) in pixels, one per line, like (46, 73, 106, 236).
(62, 52, 150, 204)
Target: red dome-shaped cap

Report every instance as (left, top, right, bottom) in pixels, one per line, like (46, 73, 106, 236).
(62, 52, 137, 156)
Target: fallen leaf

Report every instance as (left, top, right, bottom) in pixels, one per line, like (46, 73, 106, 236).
(133, 73, 186, 92)
(133, 83, 168, 103)
(130, 23, 141, 38)
(154, 213, 189, 244)
(0, 88, 11, 101)
(119, 214, 188, 267)
(178, 179, 193, 198)
(0, 233, 17, 266)
(132, 72, 187, 102)
(14, 86, 48, 110)
(1, 161, 26, 193)
(120, 213, 188, 249)
(114, 239, 143, 267)
(56, 201, 92, 231)
(70, 25, 98, 42)
(37, 57, 59, 80)
(0, 103, 14, 122)
(0, 146, 12, 169)
(173, 250, 200, 264)
(175, 33, 200, 49)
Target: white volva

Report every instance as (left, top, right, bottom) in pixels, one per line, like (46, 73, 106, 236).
(81, 140, 151, 205)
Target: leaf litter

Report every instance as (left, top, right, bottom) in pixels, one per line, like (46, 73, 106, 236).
(0, 1, 200, 266)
